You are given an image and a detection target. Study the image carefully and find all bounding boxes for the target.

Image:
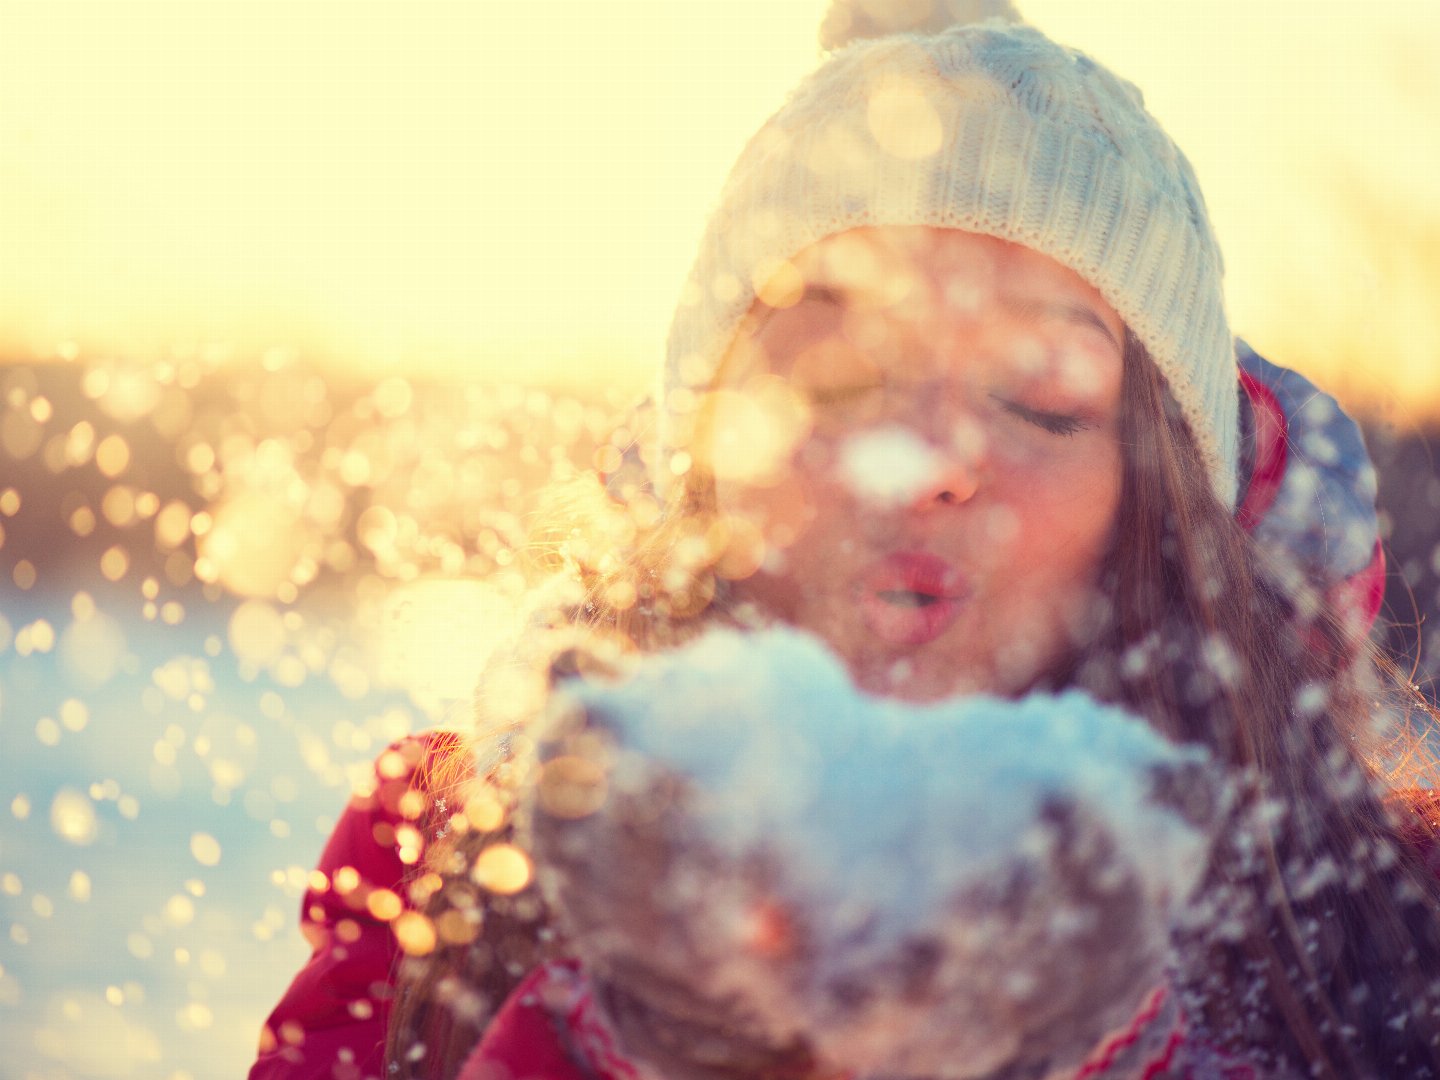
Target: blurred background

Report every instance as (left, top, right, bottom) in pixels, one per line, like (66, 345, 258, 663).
(1, 1, 1438, 1076)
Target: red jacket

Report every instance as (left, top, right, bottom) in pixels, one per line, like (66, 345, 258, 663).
(249, 731, 463, 1080)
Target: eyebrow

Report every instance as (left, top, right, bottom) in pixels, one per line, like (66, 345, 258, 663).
(750, 284, 1122, 351)
(1004, 297, 1122, 351)
(747, 283, 846, 335)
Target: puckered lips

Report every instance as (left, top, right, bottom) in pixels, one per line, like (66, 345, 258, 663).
(857, 552, 968, 647)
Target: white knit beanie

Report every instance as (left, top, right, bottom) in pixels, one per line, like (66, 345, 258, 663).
(660, 0, 1239, 508)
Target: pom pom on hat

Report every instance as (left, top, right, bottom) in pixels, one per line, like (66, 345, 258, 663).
(820, 0, 1023, 50)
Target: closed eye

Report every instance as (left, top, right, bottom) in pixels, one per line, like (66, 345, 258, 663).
(992, 395, 1087, 437)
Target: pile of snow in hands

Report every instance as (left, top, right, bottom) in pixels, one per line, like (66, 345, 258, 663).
(526, 627, 1222, 1079)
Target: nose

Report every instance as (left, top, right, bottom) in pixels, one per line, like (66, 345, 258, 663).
(908, 403, 985, 510)
(910, 454, 980, 509)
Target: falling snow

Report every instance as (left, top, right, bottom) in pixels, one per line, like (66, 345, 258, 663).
(837, 425, 950, 507)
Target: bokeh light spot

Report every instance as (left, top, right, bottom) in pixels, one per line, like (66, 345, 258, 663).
(95, 434, 131, 478)
(866, 78, 944, 160)
(471, 843, 532, 895)
(365, 888, 403, 922)
(228, 600, 287, 666)
(393, 911, 437, 956)
(50, 789, 98, 846)
(189, 833, 222, 867)
(13, 560, 36, 590)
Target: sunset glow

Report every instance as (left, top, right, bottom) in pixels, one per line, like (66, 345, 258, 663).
(3, 1, 1437, 410)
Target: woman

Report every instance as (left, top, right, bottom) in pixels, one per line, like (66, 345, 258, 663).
(251, 4, 1440, 1078)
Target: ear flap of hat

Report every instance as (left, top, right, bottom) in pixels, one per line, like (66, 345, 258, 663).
(1235, 340, 1384, 641)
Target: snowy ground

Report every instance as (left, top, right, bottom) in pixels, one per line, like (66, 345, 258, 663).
(0, 578, 449, 1079)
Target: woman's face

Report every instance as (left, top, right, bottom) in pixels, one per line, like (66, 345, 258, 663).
(700, 227, 1126, 702)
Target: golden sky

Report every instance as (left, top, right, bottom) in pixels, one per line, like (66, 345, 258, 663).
(2, 0, 1438, 412)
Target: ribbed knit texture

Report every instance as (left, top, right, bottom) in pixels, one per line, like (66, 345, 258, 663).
(662, 20, 1239, 507)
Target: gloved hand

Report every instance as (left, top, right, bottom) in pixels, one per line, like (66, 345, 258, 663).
(525, 627, 1226, 1080)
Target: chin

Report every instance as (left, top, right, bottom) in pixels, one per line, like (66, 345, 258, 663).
(849, 656, 987, 703)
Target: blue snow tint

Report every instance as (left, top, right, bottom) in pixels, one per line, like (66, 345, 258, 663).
(0, 583, 427, 1079)
(557, 625, 1213, 932)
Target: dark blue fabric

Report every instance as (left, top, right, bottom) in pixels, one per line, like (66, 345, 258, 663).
(1237, 339, 1380, 583)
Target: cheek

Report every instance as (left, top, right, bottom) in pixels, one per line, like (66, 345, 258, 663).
(717, 430, 864, 543)
(720, 475, 806, 536)
(992, 450, 1121, 578)
(980, 483, 1118, 689)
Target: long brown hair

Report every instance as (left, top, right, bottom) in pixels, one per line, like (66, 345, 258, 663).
(1073, 331, 1440, 1075)
(387, 334, 1440, 1077)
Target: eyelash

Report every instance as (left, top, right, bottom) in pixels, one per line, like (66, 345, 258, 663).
(994, 397, 1086, 437)
(806, 383, 1087, 438)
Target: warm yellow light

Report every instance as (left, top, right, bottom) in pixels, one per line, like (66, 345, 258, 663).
(0, 1, 1435, 415)
(471, 843, 532, 896)
(0, 1, 825, 392)
(392, 911, 438, 957)
(371, 577, 527, 703)
(365, 889, 403, 923)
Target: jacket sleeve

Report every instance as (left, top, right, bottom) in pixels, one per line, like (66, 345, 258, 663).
(453, 961, 597, 1080)
(249, 730, 466, 1080)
